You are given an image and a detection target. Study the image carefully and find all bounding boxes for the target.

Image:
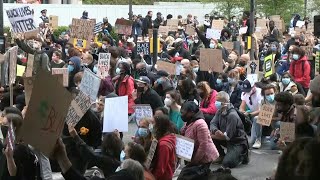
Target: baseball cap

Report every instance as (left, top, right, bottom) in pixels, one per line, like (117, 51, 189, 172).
(135, 76, 150, 85)
(242, 79, 252, 93)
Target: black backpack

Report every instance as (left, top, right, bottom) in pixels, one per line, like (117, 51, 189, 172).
(233, 108, 252, 135)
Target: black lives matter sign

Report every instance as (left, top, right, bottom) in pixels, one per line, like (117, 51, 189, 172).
(137, 42, 150, 55)
(6, 6, 37, 33)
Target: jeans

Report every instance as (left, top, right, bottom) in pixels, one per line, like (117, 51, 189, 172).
(212, 139, 247, 168)
(250, 116, 262, 144)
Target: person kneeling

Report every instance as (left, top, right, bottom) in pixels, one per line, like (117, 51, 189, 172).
(210, 91, 249, 168)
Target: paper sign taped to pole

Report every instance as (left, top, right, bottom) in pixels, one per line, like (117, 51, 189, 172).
(52, 68, 69, 87)
(6, 6, 37, 33)
(97, 53, 111, 79)
(134, 105, 153, 126)
(199, 48, 223, 73)
(156, 61, 176, 75)
(176, 134, 194, 161)
(280, 122, 295, 142)
(65, 91, 91, 126)
(19, 70, 72, 156)
(79, 68, 101, 102)
(103, 96, 128, 132)
(257, 104, 275, 126)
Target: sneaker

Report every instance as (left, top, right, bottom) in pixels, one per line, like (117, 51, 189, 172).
(252, 140, 261, 149)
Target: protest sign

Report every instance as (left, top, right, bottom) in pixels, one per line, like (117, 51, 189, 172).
(257, 104, 275, 126)
(239, 26, 248, 35)
(222, 42, 233, 51)
(264, 54, 275, 77)
(73, 38, 87, 50)
(79, 68, 101, 102)
(156, 61, 176, 75)
(137, 42, 150, 55)
(8, 46, 18, 84)
(181, 19, 188, 25)
(23, 76, 35, 106)
(199, 48, 223, 73)
(103, 96, 128, 132)
(115, 19, 133, 36)
(185, 25, 195, 35)
(211, 20, 224, 30)
(97, 53, 111, 79)
(94, 22, 103, 34)
(280, 122, 295, 142)
(52, 68, 69, 87)
(167, 19, 179, 31)
(16, 65, 25, 77)
(134, 105, 153, 126)
(175, 134, 194, 161)
(49, 16, 58, 29)
(256, 19, 268, 28)
(6, 6, 37, 33)
(25, 54, 34, 77)
(296, 20, 305, 28)
(145, 139, 158, 169)
(70, 18, 96, 40)
(206, 28, 221, 40)
(316, 51, 320, 76)
(158, 26, 169, 36)
(247, 73, 258, 85)
(65, 91, 91, 126)
(24, 29, 39, 40)
(19, 70, 72, 156)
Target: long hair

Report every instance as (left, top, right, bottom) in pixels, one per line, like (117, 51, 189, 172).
(196, 81, 212, 100)
(154, 115, 175, 140)
(101, 132, 123, 160)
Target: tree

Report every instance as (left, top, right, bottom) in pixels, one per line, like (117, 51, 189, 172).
(199, 0, 248, 19)
(308, 0, 320, 15)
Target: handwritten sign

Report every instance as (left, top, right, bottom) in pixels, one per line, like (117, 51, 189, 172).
(70, 18, 96, 40)
(115, 19, 133, 36)
(158, 26, 169, 36)
(79, 68, 101, 102)
(49, 15, 58, 30)
(211, 20, 224, 30)
(257, 104, 275, 126)
(280, 122, 295, 142)
(52, 68, 69, 87)
(199, 48, 223, 73)
(206, 28, 221, 40)
(264, 54, 275, 77)
(97, 53, 111, 79)
(134, 105, 153, 126)
(8, 46, 18, 84)
(145, 139, 158, 169)
(19, 70, 72, 156)
(137, 42, 150, 55)
(167, 19, 179, 31)
(103, 96, 128, 132)
(6, 6, 36, 33)
(65, 91, 91, 126)
(185, 25, 195, 35)
(25, 54, 34, 77)
(156, 61, 176, 75)
(175, 135, 194, 161)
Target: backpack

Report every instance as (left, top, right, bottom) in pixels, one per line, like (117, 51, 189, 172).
(233, 108, 252, 135)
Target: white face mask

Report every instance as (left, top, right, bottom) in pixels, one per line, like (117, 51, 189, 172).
(102, 44, 107, 49)
(194, 39, 199, 43)
(164, 98, 173, 106)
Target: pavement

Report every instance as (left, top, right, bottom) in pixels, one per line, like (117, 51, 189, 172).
(53, 122, 280, 180)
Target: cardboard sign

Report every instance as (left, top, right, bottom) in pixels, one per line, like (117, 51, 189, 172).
(185, 25, 195, 35)
(70, 18, 96, 40)
(176, 134, 194, 161)
(280, 122, 295, 142)
(16, 65, 25, 77)
(115, 19, 133, 36)
(79, 68, 101, 102)
(256, 19, 268, 28)
(145, 139, 158, 169)
(264, 54, 275, 77)
(25, 54, 34, 77)
(167, 19, 179, 31)
(156, 61, 176, 75)
(257, 104, 275, 126)
(137, 42, 150, 55)
(73, 38, 87, 50)
(8, 46, 18, 84)
(24, 29, 39, 40)
(23, 76, 35, 106)
(222, 42, 233, 51)
(103, 96, 128, 132)
(19, 70, 72, 156)
(65, 91, 91, 126)
(316, 51, 320, 76)
(211, 20, 224, 30)
(206, 28, 221, 40)
(6, 6, 36, 33)
(49, 16, 58, 30)
(199, 48, 223, 73)
(97, 53, 111, 79)
(134, 105, 153, 126)
(158, 26, 169, 36)
(52, 68, 69, 87)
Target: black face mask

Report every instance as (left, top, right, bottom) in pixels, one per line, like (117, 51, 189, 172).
(239, 61, 246, 67)
(138, 68, 148, 76)
(312, 96, 320, 107)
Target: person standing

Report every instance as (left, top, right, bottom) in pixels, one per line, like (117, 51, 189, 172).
(153, 12, 163, 29)
(40, 9, 49, 23)
(142, 11, 153, 37)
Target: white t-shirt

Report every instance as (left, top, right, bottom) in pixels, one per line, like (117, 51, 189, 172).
(241, 87, 263, 112)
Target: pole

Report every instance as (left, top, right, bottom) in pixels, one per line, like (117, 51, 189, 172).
(0, 0, 3, 36)
(249, 0, 255, 61)
(129, 0, 133, 20)
(152, 28, 158, 68)
(304, 0, 307, 17)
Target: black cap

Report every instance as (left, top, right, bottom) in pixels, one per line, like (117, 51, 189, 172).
(135, 76, 150, 85)
(157, 70, 169, 77)
(41, 9, 47, 13)
(157, 12, 162, 16)
(242, 79, 252, 93)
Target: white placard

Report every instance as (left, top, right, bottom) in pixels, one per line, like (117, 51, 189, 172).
(239, 26, 248, 35)
(65, 91, 91, 126)
(246, 73, 258, 86)
(103, 96, 128, 132)
(6, 6, 37, 33)
(79, 68, 101, 102)
(134, 105, 153, 126)
(296, 21, 305, 28)
(97, 53, 111, 79)
(175, 134, 194, 161)
(206, 28, 221, 40)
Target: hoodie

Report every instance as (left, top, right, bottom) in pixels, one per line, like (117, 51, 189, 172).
(181, 111, 219, 165)
(68, 56, 82, 88)
(152, 134, 176, 180)
(289, 55, 311, 88)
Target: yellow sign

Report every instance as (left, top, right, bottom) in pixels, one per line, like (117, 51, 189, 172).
(264, 54, 275, 77)
(73, 38, 87, 50)
(16, 65, 26, 77)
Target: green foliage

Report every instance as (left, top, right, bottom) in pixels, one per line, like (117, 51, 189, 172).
(52, 26, 69, 39)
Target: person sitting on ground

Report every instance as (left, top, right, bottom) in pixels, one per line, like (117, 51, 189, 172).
(132, 118, 153, 153)
(210, 91, 249, 168)
(164, 90, 185, 131)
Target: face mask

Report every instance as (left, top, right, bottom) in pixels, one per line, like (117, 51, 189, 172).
(271, 47, 277, 52)
(193, 67, 199, 73)
(137, 86, 145, 92)
(138, 68, 148, 76)
(282, 78, 290, 85)
(156, 78, 162, 84)
(120, 150, 126, 162)
(68, 65, 74, 72)
(239, 61, 246, 66)
(215, 101, 222, 110)
(149, 123, 154, 133)
(164, 98, 173, 106)
(116, 68, 121, 75)
(292, 54, 299, 60)
(209, 43, 215, 49)
(93, 66, 98, 74)
(266, 94, 275, 103)
(138, 128, 149, 137)
(102, 44, 107, 49)
(216, 79, 222, 85)
(194, 39, 199, 43)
